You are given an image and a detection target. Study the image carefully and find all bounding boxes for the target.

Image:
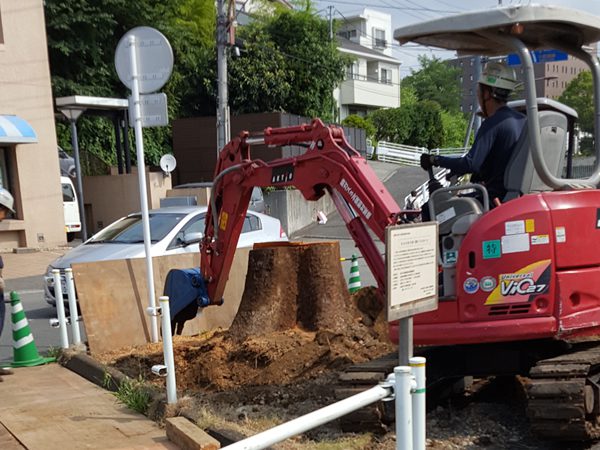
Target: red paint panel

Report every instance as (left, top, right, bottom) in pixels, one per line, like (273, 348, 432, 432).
(556, 267, 600, 333)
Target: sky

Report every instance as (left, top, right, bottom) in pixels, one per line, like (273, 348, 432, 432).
(313, 0, 600, 77)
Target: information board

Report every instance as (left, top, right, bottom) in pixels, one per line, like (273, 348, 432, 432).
(507, 49, 568, 66)
(386, 222, 439, 321)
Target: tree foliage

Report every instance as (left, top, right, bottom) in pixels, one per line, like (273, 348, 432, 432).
(559, 70, 593, 134)
(402, 55, 462, 113)
(229, 6, 351, 120)
(341, 115, 375, 139)
(45, 0, 215, 170)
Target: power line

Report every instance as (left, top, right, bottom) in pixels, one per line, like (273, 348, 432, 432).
(320, 0, 458, 13)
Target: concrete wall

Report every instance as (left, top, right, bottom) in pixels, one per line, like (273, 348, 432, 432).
(0, 0, 65, 250)
(264, 189, 336, 236)
(83, 171, 172, 234)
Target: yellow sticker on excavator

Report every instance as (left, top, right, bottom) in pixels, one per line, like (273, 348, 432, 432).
(219, 211, 229, 231)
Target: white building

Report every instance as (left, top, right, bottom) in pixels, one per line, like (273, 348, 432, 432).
(334, 8, 401, 121)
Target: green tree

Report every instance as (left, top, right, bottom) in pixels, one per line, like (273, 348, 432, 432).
(402, 55, 461, 112)
(341, 115, 375, 139)
(441, 110, 469, 148)
(229, 6, 350, 120)
(407, 100, 444, 148)
(45, 0, 215, 169)
(559, 70, 593, 134)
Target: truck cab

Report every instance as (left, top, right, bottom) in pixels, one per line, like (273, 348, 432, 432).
(61, 176, 81, 242)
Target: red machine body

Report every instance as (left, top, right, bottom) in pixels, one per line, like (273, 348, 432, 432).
(393, 189, 600, 346)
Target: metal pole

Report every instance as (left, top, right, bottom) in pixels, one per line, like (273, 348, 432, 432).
(395, 366, 413, 450)
(69, 119, 88, 241)
(64, 268, 82, 346)
(410, 357, 426, 450)
(159, 296, 177, 404)
(128, 35, 159, 343)
(52, 270, 69, 349)
(473, 56, 482, 134)
(216, 0, 230, 154)
(222, 384, 394, 450)
(398, 317, 413, 366)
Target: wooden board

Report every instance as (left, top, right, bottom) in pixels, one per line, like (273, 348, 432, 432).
(73, 248, 250, 354)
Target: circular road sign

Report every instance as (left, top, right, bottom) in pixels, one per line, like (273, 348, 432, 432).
(115, 26, 173, 94)
(160, 154, 177, 173)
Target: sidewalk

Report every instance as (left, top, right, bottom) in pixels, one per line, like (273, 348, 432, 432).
(1, 248, 68, 281)
(0, 364, 178, 450)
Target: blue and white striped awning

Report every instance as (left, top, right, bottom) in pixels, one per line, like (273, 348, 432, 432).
(0, 115, 37, 144)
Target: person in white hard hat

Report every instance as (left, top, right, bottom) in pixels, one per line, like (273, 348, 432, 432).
(420, 61, 526, 205)
(0, 187, 14, 380)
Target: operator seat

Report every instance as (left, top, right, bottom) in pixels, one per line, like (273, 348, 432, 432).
(503, 110, 568, 200)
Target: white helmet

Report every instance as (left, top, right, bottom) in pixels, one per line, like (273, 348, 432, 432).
(478, 62, 518, 91)
(0, 187, 15, 213)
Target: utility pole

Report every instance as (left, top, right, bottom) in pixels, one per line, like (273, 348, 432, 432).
(328, 5, 334, 40)
(473, 56, 483, 133)
(216, 0, 231, 154)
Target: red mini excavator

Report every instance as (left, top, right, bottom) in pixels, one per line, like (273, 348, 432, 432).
(198, 4, 600, 441)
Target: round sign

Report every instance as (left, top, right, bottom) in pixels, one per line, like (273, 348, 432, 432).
(115, 27, 173, 94)
(160, 154, 177, 173)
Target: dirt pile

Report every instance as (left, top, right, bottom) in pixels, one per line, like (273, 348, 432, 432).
(97, 243, 395, 394)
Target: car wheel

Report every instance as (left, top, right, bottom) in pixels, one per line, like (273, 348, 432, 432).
(67, 232, 75, 242)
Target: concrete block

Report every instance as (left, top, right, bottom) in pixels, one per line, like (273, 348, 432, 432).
(166, 417, 221, 450)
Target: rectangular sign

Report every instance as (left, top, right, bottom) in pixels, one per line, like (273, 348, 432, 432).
(507, 49, 568, 66)
(129, 93, 168, 127)
(386, 222, 438, 322)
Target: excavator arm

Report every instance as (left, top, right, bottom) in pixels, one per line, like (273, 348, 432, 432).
(201, 119, 404, 305)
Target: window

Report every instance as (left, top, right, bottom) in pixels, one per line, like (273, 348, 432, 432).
(372, 28, 386, 49)
(62, 183, 75, 202)
(242, 214, 262, 233)
(347, 61, 359, 80)
(380, 68, 392, 84)
(168, 214, 206, 249)
(339, 29, 357, 39)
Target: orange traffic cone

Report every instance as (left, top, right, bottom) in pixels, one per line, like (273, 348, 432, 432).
(9, 291, 55, 367)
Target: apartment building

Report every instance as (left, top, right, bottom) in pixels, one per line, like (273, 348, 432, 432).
(334, 8, 401, 121)
(0, 1, 65, 250)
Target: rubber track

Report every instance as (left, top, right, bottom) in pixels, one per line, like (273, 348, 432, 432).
(527, 346, 600, 440)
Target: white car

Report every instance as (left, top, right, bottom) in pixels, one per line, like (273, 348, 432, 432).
(44, 205, 288, 307)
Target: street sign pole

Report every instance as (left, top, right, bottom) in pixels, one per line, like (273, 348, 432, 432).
(128, 35, 159, 343)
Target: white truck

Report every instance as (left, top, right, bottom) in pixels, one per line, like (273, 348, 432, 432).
(61, 176, 81, 242)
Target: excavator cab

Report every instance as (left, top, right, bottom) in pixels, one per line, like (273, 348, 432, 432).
(394, 5, 600, 439)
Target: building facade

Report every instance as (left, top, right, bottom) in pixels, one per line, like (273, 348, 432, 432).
(334, 8, 401, 121)
(0, 1, 65, 250)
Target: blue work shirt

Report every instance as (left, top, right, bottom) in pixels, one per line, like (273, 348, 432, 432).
(436, 106, 526, 202)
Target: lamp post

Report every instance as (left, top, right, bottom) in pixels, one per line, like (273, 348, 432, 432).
(58, 107, 88, 241)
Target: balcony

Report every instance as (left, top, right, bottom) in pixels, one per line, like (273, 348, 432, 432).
(339, 74, 399, 109)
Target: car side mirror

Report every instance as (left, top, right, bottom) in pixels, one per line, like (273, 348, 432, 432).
(183, 231, 203, 246)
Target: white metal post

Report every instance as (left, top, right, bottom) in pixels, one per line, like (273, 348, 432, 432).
(128, 35, 159, 343)
(159, 296, 177, 404)
(395, 366, 413, 450)
(64, 268, 82, 346)
(52, 269, 69, 349)
(410, 356, 426, 450)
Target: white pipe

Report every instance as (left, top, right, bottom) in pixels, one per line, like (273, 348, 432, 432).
(395, 366, 413, 450)
(222, 384, 394, 450)
(64, 268, 82, 345)
(51, 269, 69, 349)
(128, 34, 159, 343)
(159, 296, 177, 404)
(410, 357, 426, 450)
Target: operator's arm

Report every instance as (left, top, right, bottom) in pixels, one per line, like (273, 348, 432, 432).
(435, 120, 496, 176)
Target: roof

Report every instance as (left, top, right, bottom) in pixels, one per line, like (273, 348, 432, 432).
(337, 37, 401, 64)
(393, 4, 600, 56)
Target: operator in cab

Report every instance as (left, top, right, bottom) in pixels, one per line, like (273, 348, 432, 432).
(420, 62, 526, 208)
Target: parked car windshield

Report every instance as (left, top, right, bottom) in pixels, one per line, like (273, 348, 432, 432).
(88, 213, 190, 244)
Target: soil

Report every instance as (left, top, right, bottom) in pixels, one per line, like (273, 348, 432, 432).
(94, 242, 593, 449)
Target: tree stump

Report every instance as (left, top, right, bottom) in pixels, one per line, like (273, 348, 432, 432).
(227, 241, 352, 341)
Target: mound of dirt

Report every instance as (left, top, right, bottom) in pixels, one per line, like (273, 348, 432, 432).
(97, 286, 393, 393)
(97, 243, 395, 393)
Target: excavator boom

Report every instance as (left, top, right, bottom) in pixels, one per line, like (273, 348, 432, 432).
(201, 119, 404, 305)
